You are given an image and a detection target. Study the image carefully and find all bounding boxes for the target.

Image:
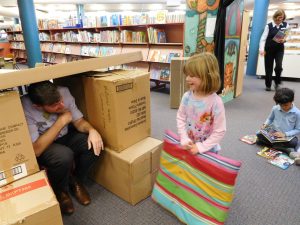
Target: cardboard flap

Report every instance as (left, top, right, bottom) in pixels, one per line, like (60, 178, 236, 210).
(0, 51, 143, 90)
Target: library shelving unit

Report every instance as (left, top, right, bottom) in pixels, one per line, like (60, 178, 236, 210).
(256, 27, 300, 79)
(8, 22, 184, 85)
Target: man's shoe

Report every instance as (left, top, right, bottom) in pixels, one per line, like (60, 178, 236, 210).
(289, 151, 300, 159)
(274, 84, 281, 90)
(58, 191, 74, 215)
(265, 87, 271, 91)
(70, 180, 91, 205)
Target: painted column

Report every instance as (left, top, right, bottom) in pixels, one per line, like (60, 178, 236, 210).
(17, 0, 42, 68)
(76, 4, 84, 27)
(246, 0, 269, 76)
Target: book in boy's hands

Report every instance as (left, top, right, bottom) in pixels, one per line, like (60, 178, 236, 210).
(257, 147, 282, 159)
(273, 28, 289, 43)
(240, 134, 257, 145)
(259, 125, 294, 143)
(268, 154, 294, 170)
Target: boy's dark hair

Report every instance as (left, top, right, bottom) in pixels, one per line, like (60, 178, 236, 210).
(28, 81, 61, 106)
(273, 87, 294, 104)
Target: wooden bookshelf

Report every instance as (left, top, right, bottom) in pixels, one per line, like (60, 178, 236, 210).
(8, 22, 184, 84)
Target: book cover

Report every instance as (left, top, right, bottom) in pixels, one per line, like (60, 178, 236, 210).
(167, 52, 181, 63)
(240, 134, 257, 145)
(260, 125, 294, 143)
(268, 154, 294, 170)
(273, 28, 290, 43)
(257, 147, 282, 160)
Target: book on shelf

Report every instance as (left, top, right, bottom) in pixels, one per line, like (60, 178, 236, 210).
(268, 154, 294, 170)
(259, 125, 295, 143)
(273, 28, 290, 43)
(240, 134, 257, 145)
(257, 147, 282, 160)
(167, 52, 181, 63)
(149, 50, 161, 62)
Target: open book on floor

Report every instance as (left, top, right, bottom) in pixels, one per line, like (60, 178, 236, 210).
(260, 125, 295, 143)
(240, 134, 257, 145)
(257, 147, 282, 160)
(268, 154, 294, 170)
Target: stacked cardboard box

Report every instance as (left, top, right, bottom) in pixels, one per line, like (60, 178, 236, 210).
(0, 52, 143, 222)
(56, 69, 163, 205)
(0, 171, 63, 225)
(0, 91, 62, 225)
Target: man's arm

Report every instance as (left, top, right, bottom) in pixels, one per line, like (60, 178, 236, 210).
(33, 111, 72, 157)
(73, 118, 103, 156)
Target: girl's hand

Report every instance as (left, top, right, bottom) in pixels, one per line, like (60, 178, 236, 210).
(188, 144, 199, 155)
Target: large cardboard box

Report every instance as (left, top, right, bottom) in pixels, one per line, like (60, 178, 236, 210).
(92, 137, 162, 205)
(170, 57, 189, 109)
(0, 91, 39, 187)
(0, 170, 63, 225)
(83, 70, 151, 152)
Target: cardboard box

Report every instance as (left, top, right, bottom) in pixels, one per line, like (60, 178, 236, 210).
(170, 57, 189, 109)
(0, 170, 63, 225)
(92, 137, 162, 205)
(0, 51, 143, 90)
(83, 70, 151, 151)
(0, 91, 39, 187)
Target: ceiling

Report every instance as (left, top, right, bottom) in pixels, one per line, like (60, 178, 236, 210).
(0, 0, 300, 18)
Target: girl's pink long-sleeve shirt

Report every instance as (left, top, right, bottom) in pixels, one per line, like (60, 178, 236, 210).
(177, 91, 226, 153)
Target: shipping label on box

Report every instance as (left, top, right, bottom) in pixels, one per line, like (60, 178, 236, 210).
(92, 137, 162, 205)
(83, 70, 151, 152)
(0, 170, 63, 225)
(0, 91, 39, 187)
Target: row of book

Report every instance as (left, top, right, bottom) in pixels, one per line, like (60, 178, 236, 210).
(36, 11, 185, 30)
(11, 41, 182, 63)
(9, 29, 168, 44)
(147, 28, 166, 44)
(148, 50, 181, 63)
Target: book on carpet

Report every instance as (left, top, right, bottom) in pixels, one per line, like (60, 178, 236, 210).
(257, 147, 282, 160)
(240, 134, 257, 145)
(268, 154, 294, 170)
(259, 125, 294, 143)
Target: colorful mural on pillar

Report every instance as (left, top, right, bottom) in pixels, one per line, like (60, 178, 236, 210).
(184, 0, 220, 56)
(220, 0, 244, 103)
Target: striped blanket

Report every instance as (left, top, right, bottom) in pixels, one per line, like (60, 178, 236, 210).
(151, 130, 242, 225)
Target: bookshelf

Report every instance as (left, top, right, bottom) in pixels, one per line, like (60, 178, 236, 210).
(8, 22, 184, 84)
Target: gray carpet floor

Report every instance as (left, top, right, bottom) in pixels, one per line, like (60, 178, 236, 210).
(63, 75, 300, 225)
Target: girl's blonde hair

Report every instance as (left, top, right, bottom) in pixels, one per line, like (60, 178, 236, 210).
(273, 9, 286, 21)
(183, 52, 220, 94)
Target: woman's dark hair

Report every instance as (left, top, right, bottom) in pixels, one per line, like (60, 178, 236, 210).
(28, 81, 61, 106)
(273, 87, 294, 104)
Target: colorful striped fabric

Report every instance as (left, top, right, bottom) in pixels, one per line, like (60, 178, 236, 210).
(151, 130, 242, 225)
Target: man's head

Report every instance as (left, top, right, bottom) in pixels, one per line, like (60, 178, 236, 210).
(28, 81, 65, 113)
(273, 87, 294, 112)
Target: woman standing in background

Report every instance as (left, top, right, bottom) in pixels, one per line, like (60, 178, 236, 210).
(259, 9, 289, 91)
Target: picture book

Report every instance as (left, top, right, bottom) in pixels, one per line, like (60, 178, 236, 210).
(167, 52, 181, 63)
(268, 154, 294, 170)
(257, 147, 282, 160)
(240, 134, 257, 145)
(273, 28, 290, 43)
(260, 125, 294, 143)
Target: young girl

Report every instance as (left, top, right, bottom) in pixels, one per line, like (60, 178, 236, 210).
(177, 53, 226, 155)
